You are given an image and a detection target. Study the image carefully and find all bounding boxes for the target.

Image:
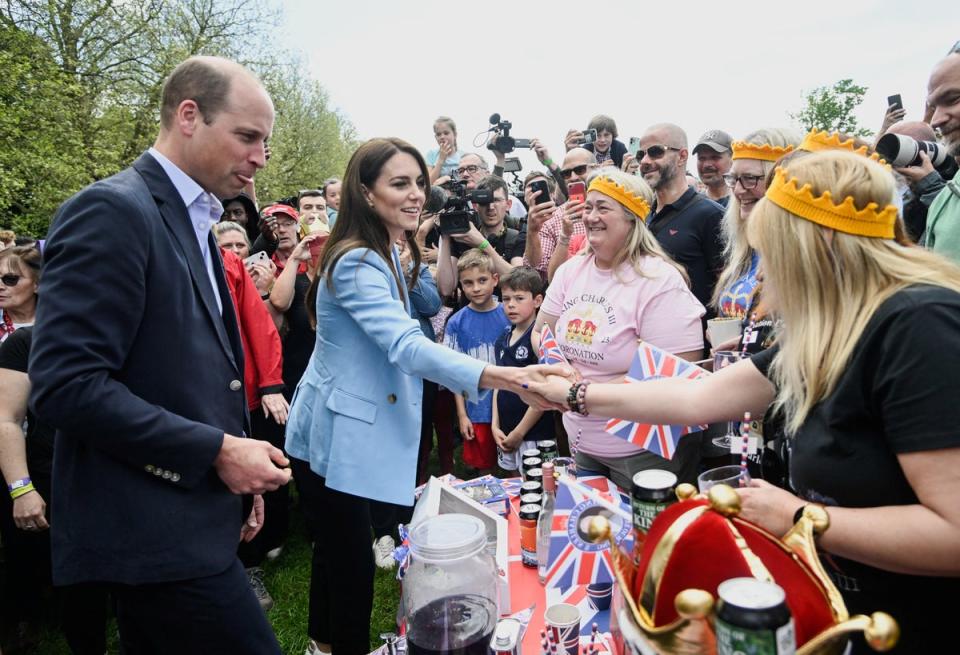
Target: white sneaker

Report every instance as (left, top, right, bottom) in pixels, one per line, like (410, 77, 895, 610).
(265, 545, 284, 561)
(305, 639, 330, 655)
(373, 535, 397, 570)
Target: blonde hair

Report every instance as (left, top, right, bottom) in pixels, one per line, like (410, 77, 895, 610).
(747, 150, 960, 434)
(581, 168, 689, 285)
(713, 128, 801, 311)
(457, 248, 495, 276)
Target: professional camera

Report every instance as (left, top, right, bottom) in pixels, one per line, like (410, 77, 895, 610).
(437, 179, 494, 235)
(875, 133, 959, 179)
(487, 113, 532, 154)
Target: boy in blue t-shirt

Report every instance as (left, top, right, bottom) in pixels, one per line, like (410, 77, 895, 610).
(443, 249, 510, 472)
(492, 267, 555, 470)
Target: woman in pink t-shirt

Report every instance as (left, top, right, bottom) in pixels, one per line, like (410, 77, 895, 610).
(535, 168, 705, 487)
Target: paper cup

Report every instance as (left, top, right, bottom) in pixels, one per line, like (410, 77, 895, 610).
(545, 602, 581, 655)
(587, 581, 613, 611)
(707, 317, 742, 346)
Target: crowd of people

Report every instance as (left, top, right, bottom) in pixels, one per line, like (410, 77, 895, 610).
(1, 46, 959, 655)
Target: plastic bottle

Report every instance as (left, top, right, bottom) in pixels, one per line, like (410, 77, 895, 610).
(536, 461, 556, 584)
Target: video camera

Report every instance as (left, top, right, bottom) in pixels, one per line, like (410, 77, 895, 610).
(487, 113, 532, 154)
(438, 179, 494, 235)
(875, 133, 959, 179)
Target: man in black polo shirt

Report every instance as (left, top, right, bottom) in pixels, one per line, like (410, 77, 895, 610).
(637, 123, 724, 318)
(436, 175, 525, 299)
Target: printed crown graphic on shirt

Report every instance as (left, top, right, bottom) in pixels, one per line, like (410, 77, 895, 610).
(566, 305, 598, 345)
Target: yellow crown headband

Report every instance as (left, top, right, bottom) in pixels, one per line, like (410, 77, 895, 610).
(731, 141, 794, 162)
(588, 176, 652, 221)
(765, 167, 897, 239)
(799, 129, 889, 168)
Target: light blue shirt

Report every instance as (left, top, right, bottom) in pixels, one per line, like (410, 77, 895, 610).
(148, 148, 223, 314)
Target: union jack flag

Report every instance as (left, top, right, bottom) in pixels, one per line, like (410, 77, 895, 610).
(500, 476, 524, 497)
(543, 475, 632, 591)
(538, 324, 569, 365)
(604, 342, 710, 459)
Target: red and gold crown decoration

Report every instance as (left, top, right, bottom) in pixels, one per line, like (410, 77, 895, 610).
(731, 141, 794, 162)
(765, 167, 897, 239)
(588, 175, 652, 221)
(799, 130, 889, 167)
(587, 484, 899, 655)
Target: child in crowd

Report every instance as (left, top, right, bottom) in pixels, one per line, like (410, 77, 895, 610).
(492, 267, 556, 470)
(442, 249, 510, 473)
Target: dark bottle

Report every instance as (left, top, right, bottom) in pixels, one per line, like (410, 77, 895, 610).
(406, 594, 498, 655)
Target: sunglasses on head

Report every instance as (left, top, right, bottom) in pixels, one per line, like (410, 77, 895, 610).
(560, 164, 589, 179)
(636, 145, 680, 160)
(1, 274, 24, 287)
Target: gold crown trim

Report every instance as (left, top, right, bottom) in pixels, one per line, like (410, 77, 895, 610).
(731, 141, 795, 162)
(799, 130, 889, 168)
(588, 175, 652, 221)
(765, 167, 897, 239)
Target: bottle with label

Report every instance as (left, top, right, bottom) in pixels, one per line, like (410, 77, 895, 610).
(536, 461, 556, 584)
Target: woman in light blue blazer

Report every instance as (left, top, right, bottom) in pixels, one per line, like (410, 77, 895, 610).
(285, 137, 558, 655)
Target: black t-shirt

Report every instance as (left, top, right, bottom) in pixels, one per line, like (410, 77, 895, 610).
(0, 327, 55, 476)
(647, 188, 724, 315)
(281, 273, 315, 396)
(751, 285, 960, 653)
(494, 323, 554, 440)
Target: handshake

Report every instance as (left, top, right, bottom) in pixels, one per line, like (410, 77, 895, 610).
(496, 362, 583, 412)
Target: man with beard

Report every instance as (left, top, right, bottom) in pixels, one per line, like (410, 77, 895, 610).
(925, 50, 960, 262)
(692, 130, 733, 206)
(637, 123, 724, 318)
(437, 175, 524, 299)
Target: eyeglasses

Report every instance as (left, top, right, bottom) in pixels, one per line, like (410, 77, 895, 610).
(455, 164, 482, 176)
(723, 173, 765, 190)
(221, 207, 247, 220)
(560, 164, 589, 179)
(636, 145, 680, 160)
(274, 219, 299, 229)
(1, 274, 24, 287)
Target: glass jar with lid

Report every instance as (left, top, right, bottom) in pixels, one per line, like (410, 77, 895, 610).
(403, 514, 499, 655)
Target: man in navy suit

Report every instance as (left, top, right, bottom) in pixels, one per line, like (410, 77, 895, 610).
(29, 56, 290, 653)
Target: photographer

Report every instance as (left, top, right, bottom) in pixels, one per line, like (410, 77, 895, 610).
(564, 115, 628, 168)
(924, 50, 960, 261)
(436, 175, 524, 298)
(880, 122, 947, 242)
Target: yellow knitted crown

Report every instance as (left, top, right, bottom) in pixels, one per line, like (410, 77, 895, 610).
(588, 175, 652, 221)
(765, 167, 897, 239)
(799, 130, 888, 167)
(731, 141, 794, 162)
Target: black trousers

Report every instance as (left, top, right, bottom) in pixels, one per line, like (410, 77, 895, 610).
(113, 558, 281, 655)
(238, 407, 290, 567)
(291, 457, 375, 655)
(0, 468, 109, 654)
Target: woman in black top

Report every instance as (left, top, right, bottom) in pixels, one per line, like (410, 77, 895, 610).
(525, 151, 960, 653)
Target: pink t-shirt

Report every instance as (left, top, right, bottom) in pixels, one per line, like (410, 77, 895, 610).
(541, 254, 705, 458)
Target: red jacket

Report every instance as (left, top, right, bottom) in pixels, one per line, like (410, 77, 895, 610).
(220, 249, 284, 410)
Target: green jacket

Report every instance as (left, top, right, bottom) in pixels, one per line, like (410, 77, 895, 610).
(925, 169, 960, 263)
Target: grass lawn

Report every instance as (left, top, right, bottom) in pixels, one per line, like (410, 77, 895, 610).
(23, 439, 469, 654)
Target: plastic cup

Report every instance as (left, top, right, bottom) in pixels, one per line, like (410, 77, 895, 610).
(697, 465, 751, 493)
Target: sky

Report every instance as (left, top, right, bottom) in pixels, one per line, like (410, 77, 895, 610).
(283, 0, 957, 177)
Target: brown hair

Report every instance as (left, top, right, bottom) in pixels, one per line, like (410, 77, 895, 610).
(160, 57, 232, 129)
(306, 138, 425, 324)
(588, 114, 618, 138)
(456, 248, 495, 277)
(0, 245, 42, 285)
(501, 266, 544, 297)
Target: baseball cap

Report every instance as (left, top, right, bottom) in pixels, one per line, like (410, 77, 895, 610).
(693, 130, 733, 154)
(261, 204, 299, 222)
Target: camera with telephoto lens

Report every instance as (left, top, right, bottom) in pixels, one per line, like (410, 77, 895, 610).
(487, 113, 532, 154)
(875, 133, 959, 179)
(438, 179, 494, 235)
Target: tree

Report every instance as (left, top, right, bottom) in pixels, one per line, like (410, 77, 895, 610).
(791, 78, 872, 138)
(0, 0, 357, 235)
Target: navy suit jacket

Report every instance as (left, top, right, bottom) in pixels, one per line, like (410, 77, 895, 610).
(29, 152, 249, 585)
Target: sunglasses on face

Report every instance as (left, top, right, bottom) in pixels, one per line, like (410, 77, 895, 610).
(1, 274, 24, 287)
(723, 173, 764, 190)
(636, 145, 680, 160)
(560, 164, 589, 179)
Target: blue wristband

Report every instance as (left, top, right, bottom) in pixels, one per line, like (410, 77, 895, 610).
(7, 477, 31, 492)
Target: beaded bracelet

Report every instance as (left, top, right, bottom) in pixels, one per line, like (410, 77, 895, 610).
(566, 381, 591, 416)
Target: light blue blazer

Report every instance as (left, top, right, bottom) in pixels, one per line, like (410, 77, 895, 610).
(285, 247, 485, 505)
